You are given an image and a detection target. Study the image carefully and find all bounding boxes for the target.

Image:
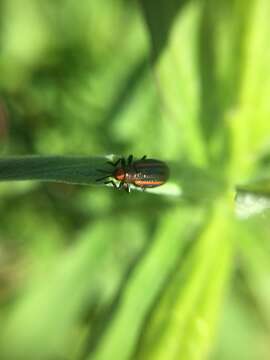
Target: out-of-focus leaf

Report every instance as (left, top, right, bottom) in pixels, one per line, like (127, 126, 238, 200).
(212, 293, 270, 360)
(0, 0, 51, 88)
(135, 201, 233, 360)
(198, 0, 250, 170)
(139, 0, 249, 170)
(143, 1, 206, 164)
(0, 216, 147, 359)
(111, 68, 163, 156)
(88, 206, 206, 360)
(169, 161, 225, 202)
(213, 216, 270, 360)
(229, 0, 270, 179)
(236, 218, 270, 326)
(139, 0, 190, 61)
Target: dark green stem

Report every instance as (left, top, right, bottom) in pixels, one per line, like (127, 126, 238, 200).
(0, 156, 110, 185)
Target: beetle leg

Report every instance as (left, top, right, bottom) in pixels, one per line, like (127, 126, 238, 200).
(127, 154, 133, 165)
(118, 181, 130, 192)
(96, 168, 110, 174)
(107, 158, 122, 167)
(96, 175, 110, 182)
(140, 155, 147, 160)
(117, 181, 124, 190)
(125, 184, 131, 193)
(104, 180, 117, 188)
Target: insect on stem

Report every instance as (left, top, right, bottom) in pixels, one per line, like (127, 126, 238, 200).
(96, 155, 169, 193)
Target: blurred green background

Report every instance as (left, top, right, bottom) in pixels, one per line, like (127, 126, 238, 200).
(1, 0, 270, 359)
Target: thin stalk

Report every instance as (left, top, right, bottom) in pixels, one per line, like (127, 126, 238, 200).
(0, 155, 111, 185)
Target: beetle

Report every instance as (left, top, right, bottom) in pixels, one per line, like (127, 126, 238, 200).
(96, 155, 169, 193)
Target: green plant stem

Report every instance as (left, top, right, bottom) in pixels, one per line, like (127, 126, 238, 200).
(0, 156, 109, 185)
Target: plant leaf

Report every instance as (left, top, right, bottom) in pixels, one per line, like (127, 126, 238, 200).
(229, 0, 270, 179)
(135, 201, 234, 360)
(88, 206, 206, 360)
(0, 216, 148, 359)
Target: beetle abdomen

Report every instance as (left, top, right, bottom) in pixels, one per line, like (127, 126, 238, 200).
(132, 159, 169, 188)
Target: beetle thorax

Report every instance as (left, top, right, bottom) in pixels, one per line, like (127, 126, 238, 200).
(114, 167, 138, 183)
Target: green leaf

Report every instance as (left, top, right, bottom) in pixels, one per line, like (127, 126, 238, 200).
(139, 0, 249, 171)
(138, 0, 190, 61)
(0, 216, 148, 359)
(87, 206, 206, 360)
(229, 0, 270, 179)
(135, 201, 234, 360)
(0, 223, 109, 359)
(148, 2, 206, 165)
(236, 217, 270, 325)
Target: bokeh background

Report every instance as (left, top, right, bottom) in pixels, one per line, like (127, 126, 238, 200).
(1, 0, 270, 359)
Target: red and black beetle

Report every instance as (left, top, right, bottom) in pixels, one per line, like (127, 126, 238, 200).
(96, 155, 169, 193)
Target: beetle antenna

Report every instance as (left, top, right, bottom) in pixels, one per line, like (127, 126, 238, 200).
(96, 168, 110, 174)
(96, 175, 110, 182)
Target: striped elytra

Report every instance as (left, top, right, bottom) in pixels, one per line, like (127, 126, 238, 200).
(96, 155, 169, 193)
